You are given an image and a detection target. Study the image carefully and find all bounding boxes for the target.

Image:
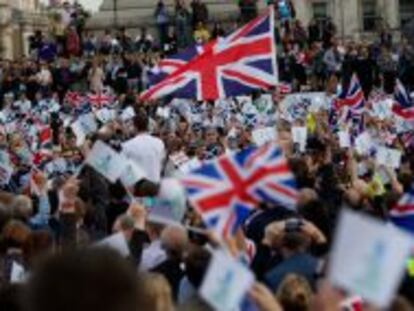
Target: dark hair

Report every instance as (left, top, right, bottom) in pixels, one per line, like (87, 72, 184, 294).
(0, 284, 25, 311)
(133, 110, 148, 132)
(282, 232, 308, 252)
(25, 248, 143, 311)
(184, 246, 211, 289)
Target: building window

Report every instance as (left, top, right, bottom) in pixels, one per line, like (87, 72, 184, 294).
(400, 0, 414, 27)
(312, 2, 328, 22)
(361, 0, 378, 31)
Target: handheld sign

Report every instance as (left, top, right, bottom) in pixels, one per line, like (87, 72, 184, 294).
(328, 209, 413, 308)
(145, 178, 187, 225)
(10, 261, 26, 284)
(95, 232, 130, 257)
(85, 141, 127, 183)
(0, 150, 13, 185)
(376, 147, 402, 169)
(200, 250, 255, 311)
(252, 127, 277, 146)
(120, 159, 146, 187)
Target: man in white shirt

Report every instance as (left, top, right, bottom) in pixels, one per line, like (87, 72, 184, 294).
(122, 110, 166, 183)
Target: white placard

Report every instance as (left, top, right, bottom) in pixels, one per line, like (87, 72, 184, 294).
(86, 141, 127, 183)
(328, 209, 413, 308)
(71, 113, 98, 146)
(252, 127, 277, 146)
(120, 106, 136, 121)
(291, 127, 307, 152)
(120, 159, 146, 187)
(156, 107, 171, 119)
(355, 132, 374, 155)
(200, 250, 255, 311)
(96, 108, 116, 124)
(0, 150, 13, 185)
(376, 147, 402, 169)
(10, 261, 26, 283)
(95, 232, 130, 257)
(338, 131, 351, 148)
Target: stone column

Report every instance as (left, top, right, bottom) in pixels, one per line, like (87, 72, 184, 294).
(332, 0, 361, 40)
(379, 0, 400, 30)
(291, 0, 312, 26)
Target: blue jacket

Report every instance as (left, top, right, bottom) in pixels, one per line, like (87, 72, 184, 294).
(264, 252, 318, 290)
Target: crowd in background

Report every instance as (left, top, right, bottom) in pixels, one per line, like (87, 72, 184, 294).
(0, 1, 413, 311)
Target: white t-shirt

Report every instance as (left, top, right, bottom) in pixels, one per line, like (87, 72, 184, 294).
(122, 133, 165, 183)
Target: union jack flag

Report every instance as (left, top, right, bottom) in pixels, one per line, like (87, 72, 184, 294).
(64, 91, 85, 107)
(180, 143, 297, 238)
(390, 183, 414, 235)
(277, 82, 292, 95)
(87, 92, 114, 109)
(393, 79, 414, 120)
(141, 7, 278, 101)
(334, 74, 365, 113)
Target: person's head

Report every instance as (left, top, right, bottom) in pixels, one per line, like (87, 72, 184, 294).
(25, 248, 145, 311)
(27, 230, 54, 266)
(113, 214, 135, 240)
(281, 231, 310, 257)
(276, 274, 313, 311)
(204, 127, 218, 145)
(140, 273, 174, 311)
(146, 222, 165, 241)
(1, 220, 32, 250)
(11, 195, 33, 220)
(160, 225, 188, 261)
(133, 110, 148, 133)
(184, 246, 211, 289)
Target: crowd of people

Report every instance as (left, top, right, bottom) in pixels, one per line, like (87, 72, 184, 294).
(0, 0, 413, 311)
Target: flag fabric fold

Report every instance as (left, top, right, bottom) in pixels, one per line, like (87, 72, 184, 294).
(140, 7, 278, 101)
(180, 143, 297, 238)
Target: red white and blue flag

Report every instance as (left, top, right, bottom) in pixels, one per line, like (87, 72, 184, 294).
(334, 74, 365, 113)
(180, 143, 297, 238)
(141, 7, 278, 101)
(64, 91, 85, 107)
(87, 92, 114, 109)
(390, 183, 414, 235)
(393, 79, 414, 120)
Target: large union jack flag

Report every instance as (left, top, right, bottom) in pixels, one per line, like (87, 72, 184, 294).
(390, 183, 414, 235)
(393, 79, 414, 120)
(180, 143, 297, 238)
(141, 7, 278, 101)
(334, 74, 365, 113)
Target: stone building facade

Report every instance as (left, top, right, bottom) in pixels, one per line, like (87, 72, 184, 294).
(292, 0, 413, 40)
(87, 0, 413, 40)
(0, 0, 47, 60)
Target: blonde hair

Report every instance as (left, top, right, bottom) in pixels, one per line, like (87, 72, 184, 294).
(140, 273, 175, 311)
(276, 274, 313, 311)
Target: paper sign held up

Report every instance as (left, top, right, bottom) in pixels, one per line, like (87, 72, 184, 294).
(252, 127, 277, 146)
(10, 261, 26, 284)
(291, 127, 307, 152)
(338, 131, 351, 148)
(0, 150, 13, 185)
(145, 178, 187, 225)
(200, 250, 254, 311)
(85, 140, 127, 183)
(120, 159, 146, 187)
(376, 147, 402, 169)
(95, 232, 130, 257)
(328, 209, 413, 308)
